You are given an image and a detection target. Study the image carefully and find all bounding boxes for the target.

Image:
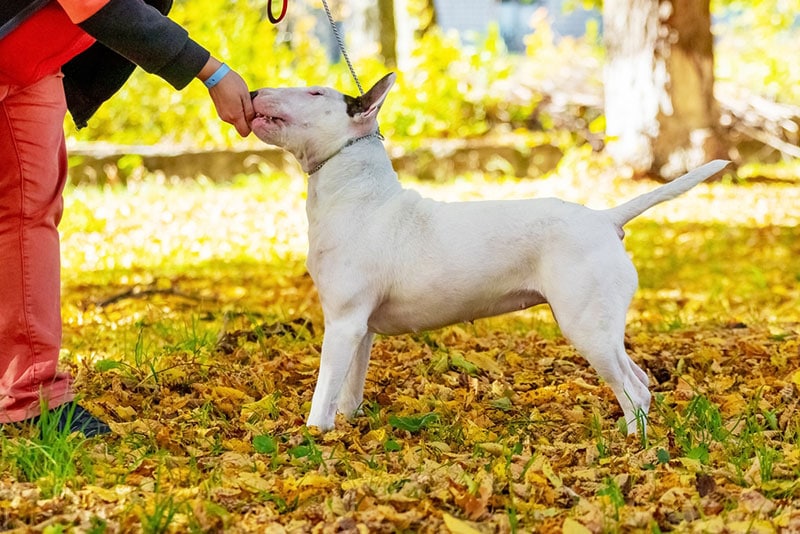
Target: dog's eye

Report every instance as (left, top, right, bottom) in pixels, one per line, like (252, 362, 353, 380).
(310, 90, 324, 96)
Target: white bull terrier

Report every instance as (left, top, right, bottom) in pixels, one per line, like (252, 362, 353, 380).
(250, 72, 729, 435)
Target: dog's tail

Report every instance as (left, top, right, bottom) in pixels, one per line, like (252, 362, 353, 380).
(606, 160, 730, 228)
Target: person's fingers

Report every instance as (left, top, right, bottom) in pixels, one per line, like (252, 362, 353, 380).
(209, 71, 254, 137)
(238, 95, 255, 135)
(232, 93, 253, 136)
(241, 91, 255, 123)
(237, 79, 255, 116)
(233, 114, 250, 136)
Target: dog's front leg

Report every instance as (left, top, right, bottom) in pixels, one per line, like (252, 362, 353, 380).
(307, 319, 369, 431)
(337, 332, 375, 418)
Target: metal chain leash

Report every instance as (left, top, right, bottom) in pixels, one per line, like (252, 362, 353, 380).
(320, 0, 365, 96)
(267, 0, 365, 96)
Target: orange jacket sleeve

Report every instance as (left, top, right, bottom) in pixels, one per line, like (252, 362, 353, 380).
(56, 0, 112, 24)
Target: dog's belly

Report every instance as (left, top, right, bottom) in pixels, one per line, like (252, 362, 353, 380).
(367, 289, 547, 335)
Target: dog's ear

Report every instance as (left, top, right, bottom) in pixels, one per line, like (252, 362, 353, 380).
(351, 72, 396, 124)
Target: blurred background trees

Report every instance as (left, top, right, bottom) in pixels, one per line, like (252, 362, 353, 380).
(603, 0, 725, 178)
(66, 0, 800, 180)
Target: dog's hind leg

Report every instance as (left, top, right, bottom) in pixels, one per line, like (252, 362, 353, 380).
(307, 318, 370, 431)
(546, 256, 651, 435)
(338, 332, 375, 418)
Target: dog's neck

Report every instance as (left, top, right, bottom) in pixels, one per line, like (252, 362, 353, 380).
(306, 132, 384, 175)
(305, 132, 403, 236)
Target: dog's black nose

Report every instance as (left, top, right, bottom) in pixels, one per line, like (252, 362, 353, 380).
(249, 90, 259, 100)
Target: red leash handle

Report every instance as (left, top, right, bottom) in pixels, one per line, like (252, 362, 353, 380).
(267, 0, 287, 23)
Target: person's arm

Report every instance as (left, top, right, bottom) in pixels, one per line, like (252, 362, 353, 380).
(58, 0, 254, 135)
(59, 0, 207, 89)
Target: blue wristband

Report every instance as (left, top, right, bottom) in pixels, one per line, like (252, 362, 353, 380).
(203, 63, 231, 89)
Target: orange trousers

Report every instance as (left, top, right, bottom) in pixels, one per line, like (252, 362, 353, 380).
(0, 72, 73, 423)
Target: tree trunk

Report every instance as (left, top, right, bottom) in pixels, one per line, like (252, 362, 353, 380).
(603, 0, 727, 179)
(378, 0, 398, 67)
(392, 0, 436, 72)
(417, 0, 437, 36)
(347, 0, 379, 64)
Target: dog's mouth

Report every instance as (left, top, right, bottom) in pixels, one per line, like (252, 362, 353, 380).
(253, 112, 285, 124)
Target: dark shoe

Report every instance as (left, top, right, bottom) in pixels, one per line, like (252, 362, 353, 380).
(31, 401, 111, 437)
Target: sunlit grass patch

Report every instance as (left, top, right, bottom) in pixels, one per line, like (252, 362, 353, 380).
(61, 173, 308, 277)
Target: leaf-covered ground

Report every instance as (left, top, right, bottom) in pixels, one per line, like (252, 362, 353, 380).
(2, 162, 799, 533)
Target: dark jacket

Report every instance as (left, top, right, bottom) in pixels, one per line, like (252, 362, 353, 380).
(1, 0, 210, 128)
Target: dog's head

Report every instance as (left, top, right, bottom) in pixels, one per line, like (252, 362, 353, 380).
(251, 73, 396, 172)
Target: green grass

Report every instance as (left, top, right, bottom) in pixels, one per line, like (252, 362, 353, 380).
(0, 402, 94, 499)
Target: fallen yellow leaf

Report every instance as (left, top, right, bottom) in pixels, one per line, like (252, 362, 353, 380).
(790, 369, 800, 387)
(236, 472, 272, 493)
(442, 512, 483, 534)
(112, 405, 137, 421)
(211, 386, 253, 402)
(562, 518, 592, 534)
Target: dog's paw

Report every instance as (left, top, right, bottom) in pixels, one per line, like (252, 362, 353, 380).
(306, 419, 335, 432)
(306, 408, 336, 432)
(336, 397, 364, 419)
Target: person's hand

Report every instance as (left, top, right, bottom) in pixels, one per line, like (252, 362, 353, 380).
(208, 68, 254, 137)
(198, 58, 254, 137)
